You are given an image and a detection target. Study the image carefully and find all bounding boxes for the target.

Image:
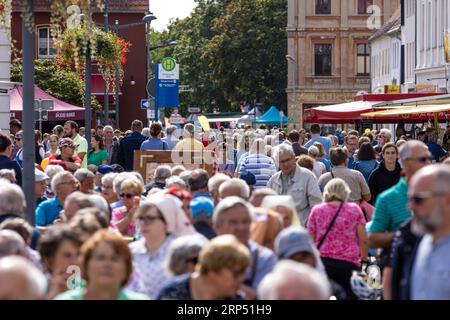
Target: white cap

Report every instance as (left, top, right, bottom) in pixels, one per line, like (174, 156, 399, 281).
(35, 169, 49, 182)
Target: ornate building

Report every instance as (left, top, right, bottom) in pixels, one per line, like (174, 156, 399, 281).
(287, 0, 399, 127)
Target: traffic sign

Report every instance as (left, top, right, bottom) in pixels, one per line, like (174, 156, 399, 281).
(155, 59, 179, 109)
(141, 99, 155, 109)
(147, 109, 162, 120)
(188, 107, 201, 114)
(34, 99, 54, 110)
(179, 85, 194, 93)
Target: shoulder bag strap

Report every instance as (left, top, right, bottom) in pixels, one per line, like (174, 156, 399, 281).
(317, 202, 344, 250)
(330, 169, 335, 179)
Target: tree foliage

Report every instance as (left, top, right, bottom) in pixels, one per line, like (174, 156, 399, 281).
(10, 59, 101, 110)
(152, 0, 287, 115)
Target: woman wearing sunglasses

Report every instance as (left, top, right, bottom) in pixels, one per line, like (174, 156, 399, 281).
(110, 179, 144, 237)
(156, 235, 250, 300)
(126, 194, 197, 298)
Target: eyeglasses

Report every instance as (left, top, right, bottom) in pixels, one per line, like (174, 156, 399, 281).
(137, 215, 163, 224)
(62, 145, 75, 149)
(102, 185, 113, 190)
(15, 138, 22, 141)
(405, 156, 433, 163)
(279, 157, 294, 165)
(61, 180, 76, 186)
(408, 191, 450, 205)
(120, 193, 137, 199)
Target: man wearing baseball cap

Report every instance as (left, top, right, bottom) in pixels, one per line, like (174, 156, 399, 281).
(48, 138, 81, 172)
(190, 196, 216, 240)
(35, 169, 49, 206)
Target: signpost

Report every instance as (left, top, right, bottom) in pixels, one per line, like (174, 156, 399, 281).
(34, 99, 54, 134)
(155, 57, 179, 122)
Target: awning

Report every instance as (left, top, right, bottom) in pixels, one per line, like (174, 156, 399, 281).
(371, 93, 450, 108)
(10, 85, 85, 121)
(206, 117, 241, 123)
(91, 74, 122, 96)
(362, 104, 450, 122)
(304, 101, 378, 123)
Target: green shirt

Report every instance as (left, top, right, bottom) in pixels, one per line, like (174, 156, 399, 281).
(369, 178, 411, 233)
(88, 150, 109, 166)
(54, 288, 149, 300)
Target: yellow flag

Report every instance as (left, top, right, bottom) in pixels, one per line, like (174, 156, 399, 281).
(444, 33, 450, 63)
(198, 115, 210, 132)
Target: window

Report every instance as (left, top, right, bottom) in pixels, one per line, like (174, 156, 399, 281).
(316, 0, 331, 15)
(357, 44, 370, 76)
(38, 27, 56, 58)
(358, 0, 373, 14)
(314, 44, 332, 76)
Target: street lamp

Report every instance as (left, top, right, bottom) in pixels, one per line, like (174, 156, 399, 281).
(145, 13, 157, 126)
(103, 0, 109, 125)
(286, 54, 297, 129)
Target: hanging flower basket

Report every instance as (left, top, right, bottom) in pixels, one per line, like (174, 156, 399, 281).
(55, 25, 131, 99)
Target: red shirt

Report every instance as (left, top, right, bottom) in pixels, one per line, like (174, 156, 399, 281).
(48, 154, 81, 172)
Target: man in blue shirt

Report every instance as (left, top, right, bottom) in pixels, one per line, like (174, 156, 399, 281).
(304, 124, 332, 159)
(162, 125, 180, 150)
(409, 165, 450, 300)
(35, 171, 77, 227)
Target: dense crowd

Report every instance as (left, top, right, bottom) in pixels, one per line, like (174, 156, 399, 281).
(0, 118, 449, 300)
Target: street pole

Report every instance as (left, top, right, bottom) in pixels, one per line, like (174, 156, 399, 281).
(103, 0, 109, 125)
(146, 20, 152, 127)
(22, 0, 35, 225)
(115, 20, 120, 129)
(85, 47, 92, 150)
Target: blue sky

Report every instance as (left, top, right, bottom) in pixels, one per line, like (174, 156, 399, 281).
(149, 0, 198, 31)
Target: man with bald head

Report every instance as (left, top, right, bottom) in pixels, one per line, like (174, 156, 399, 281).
(0, 255, 47, 300)
(408, 165, 450, 299)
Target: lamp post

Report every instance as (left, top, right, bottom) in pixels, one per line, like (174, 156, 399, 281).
(145, 13, 157, 126)
(286, 54, 297, 129)
(22, 0, 36, 225)
(103, 0, 109, 125)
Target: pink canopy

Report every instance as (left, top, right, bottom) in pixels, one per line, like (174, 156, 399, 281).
(10, 85, 85, 121)
(304, 101, 377, 123)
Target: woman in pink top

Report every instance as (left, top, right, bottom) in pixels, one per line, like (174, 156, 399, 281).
(111, 179, 143, 237)
(307, 178, 368, 300)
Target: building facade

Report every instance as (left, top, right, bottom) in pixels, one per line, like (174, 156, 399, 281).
(415, 0, 450, 92)
(287, 0, 399, 127)
(0, 3, 12, 133)
(369, 7, 401, 93)
(10, 0, 149, 130)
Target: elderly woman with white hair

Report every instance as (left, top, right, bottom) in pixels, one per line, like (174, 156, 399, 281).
(127, 193, 197, 298)
(307, 178, 368, 300)
(261, 195, 301, 229)
(164, 233, 209, 277)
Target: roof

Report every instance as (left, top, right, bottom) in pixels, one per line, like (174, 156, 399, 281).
(12, 0, 149, 13)
(369, 7, 401, 42)
(10, 85, 85, 121)
(255, 106, 288, 124)
(303, 101, 377, 123)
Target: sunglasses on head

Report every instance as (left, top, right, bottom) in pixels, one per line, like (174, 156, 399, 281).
(408, 191, 450, 205)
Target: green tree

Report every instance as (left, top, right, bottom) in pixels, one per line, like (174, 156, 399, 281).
(11, 59, 101, 110)
(150, 0, 287, 115)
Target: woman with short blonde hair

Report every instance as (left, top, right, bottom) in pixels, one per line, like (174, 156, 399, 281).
(307, 178, 368, 300)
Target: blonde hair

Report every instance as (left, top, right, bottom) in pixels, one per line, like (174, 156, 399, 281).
(323, 178, 350, 203)
(197, 235, 250, 275)
(120, 179, 143, 195)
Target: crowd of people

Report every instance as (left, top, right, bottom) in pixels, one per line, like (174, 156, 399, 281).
(0, 118, 450, 300)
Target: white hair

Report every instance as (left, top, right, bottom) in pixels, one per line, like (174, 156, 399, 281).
(379, 128, 392, 141)
(218, 178, 250, 200)
(257, 260, 332, 300)
(113, 172, 144, 194)
(208, 173, 231, 193)
(164, 234, 209, 277)
(142, 127, 151, 138)
(213, 196, 252, 226)
(44, 165, 64, 185)
(166, 176, 187, 189)
(101, 172, 118, 186)
(88, 194, 111, 221)
(0, 255, 48, 299)
(74, 168, 95, 183)
(0, 182, 26, 217)
(272, 143, 295, 164)
(51, 171, 74, 195)
(398, 140, 428, 160)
